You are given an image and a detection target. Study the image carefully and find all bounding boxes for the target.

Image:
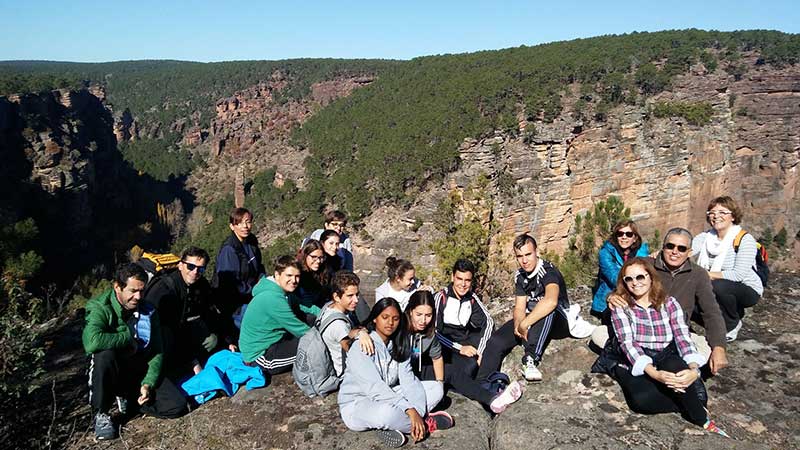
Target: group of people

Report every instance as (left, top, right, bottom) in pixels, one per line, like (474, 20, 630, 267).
(83, 195, 763, 445)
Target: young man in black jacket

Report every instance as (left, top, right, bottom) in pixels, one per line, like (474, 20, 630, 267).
(146, 247, 221, 377)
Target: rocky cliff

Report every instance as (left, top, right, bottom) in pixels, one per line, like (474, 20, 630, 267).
(0, 87, 182, 281)
(352, 53, 800, 296)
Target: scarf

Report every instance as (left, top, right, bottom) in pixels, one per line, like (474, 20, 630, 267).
(697, 225, 741, 272)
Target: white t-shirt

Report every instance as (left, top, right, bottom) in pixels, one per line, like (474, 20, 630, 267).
(374, 278, 420, 311)
(318, 304, 352, 376)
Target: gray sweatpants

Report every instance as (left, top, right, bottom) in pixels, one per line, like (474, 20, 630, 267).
(340, 383, 440, 433)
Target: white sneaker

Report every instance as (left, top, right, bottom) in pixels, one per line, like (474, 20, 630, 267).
(523, 356, 542, 382)
(489, 381, 524, 414)
(726, 320, 743, 342)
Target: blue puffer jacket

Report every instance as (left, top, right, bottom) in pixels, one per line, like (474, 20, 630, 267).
(591, 240, 650, 313)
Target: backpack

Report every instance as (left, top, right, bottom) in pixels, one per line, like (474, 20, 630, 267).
(293, 310, 350, 398)
(733, 230, 769, 288)
(131, 246, 181, 282)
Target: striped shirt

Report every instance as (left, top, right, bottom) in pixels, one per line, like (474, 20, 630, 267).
(692, 231, 763, 296)
(611, 296, 705, 376)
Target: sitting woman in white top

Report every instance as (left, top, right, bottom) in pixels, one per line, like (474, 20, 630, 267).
(608, 257, 728, 437)
(692, 196, 763, 342)
(374, 257, 422, 311)
(338, 298, 454, 448)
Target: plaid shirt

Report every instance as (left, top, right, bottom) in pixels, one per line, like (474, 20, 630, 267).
(610, 296, 705, 376)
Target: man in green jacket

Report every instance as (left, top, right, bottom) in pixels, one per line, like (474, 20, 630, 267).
(83, 263, 187, 441)
(240, 255, 321, 374)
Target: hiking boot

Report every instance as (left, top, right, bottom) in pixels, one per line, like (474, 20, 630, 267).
(374, 429, 407, 448)
(703, 419, 730, 438)
(424, 411, 454, 433)
(116, 396, 128, 415)
(489, 380, 524, 414)
(726, 320, 742, 342)
(94, 412, 117, 441)
(523, 356, 542, 382)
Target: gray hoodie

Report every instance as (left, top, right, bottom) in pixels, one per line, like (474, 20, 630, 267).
(337, 330, 426, 416)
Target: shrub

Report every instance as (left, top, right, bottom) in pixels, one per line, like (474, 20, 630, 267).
(650, 101, 714, 126)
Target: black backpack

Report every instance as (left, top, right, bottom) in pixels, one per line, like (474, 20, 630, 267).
(733, 230, 769, 288)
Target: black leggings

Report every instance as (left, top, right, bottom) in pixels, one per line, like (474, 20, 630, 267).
(614, 354, 707, 426)
(711, 279, 760, 331)
(476, 311, 570, 382)
(417, 355, 494, 406)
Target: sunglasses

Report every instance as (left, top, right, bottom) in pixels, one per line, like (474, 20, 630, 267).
(616, 231, 635, 238)
(182, 261, 206, 274)
(623, 273, 649, 284)
(663, 243, 689, 253)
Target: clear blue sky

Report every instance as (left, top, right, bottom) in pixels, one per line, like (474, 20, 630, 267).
(1, 0, 798, 62)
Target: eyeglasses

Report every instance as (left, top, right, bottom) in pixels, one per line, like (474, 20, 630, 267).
(663, 243, 689, 253)
(616, 231, 635, 238)
(308, 254, 325, 262)
(706, 210, 732, 217)
(623, 273, 649, 284)
(328, 221, 346, 228)
(182, 261, 206, 274)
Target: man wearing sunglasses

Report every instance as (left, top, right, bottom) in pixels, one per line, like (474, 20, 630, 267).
(606, 228, 728, 375)
(146, 246, 222, 378)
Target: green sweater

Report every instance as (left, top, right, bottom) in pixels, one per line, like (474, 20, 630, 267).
(82, 288, 163, 387)
(239, 277, 321, 363)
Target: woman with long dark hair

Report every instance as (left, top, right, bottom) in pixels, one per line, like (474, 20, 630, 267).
(592, 220, 650, 317)
(295, 239, 331, 310)
(338, 298, 454, 447)
(406, 291, 522, 414)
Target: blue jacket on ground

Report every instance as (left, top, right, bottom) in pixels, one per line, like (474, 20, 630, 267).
(180, 350, 266, 404)
(592, 240, 650, 313)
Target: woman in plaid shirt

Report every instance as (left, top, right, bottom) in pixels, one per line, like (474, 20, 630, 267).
(609, 257, 728, 437)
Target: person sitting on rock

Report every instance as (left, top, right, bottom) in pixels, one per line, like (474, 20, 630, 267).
(598, 257, 729, 437)
(239, 255, 321, 375)
(145, 246, 222, 378)
(434, 259, 493, 380)
(319, 230, 370, 323)
(591, 220, 650, 318)
(410, 289, 523, 414)
(375, 257, 426, 311)
(692, 196, 763, 342)
(476, 234, 572, 383)
(318, 270, 374, 380)
(302, 209, 354, 271)
(213, 207, 265, 339)
(593, 228, 729, 376)
(296, 239, 332, 313)
(83, 263, 188, 441)
(338, 297, 454, 448)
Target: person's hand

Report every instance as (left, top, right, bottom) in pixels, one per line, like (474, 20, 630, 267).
(137, 384, 151, 405)
(669, 369, 699, 392)
(606, 294, 627, 310)
(419, 284, 435, 293)
(407, 408, 425, 442)
(358, 330, 375, 355)
(202, 333, 218, 352)
(459, 345, 478, 358)
(649, 369, 676, 386)
(709, 347, 728, 375)
(514, 322, 528, 340)
(228, 343, 238, 352)
(477, 352, 483, 366)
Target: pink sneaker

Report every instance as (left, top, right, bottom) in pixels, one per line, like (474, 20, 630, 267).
(490, 381, 524, 414)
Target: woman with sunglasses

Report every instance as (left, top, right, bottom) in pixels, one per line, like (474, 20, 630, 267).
(692, 196, 763, 342)
(591, 220, 650, 318)
(606, 257, 728, 437)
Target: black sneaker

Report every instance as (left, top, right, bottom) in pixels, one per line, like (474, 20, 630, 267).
(424, 411, 454, 432)
(94, 412, 117, 441)
(375, 429, 407, 448)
